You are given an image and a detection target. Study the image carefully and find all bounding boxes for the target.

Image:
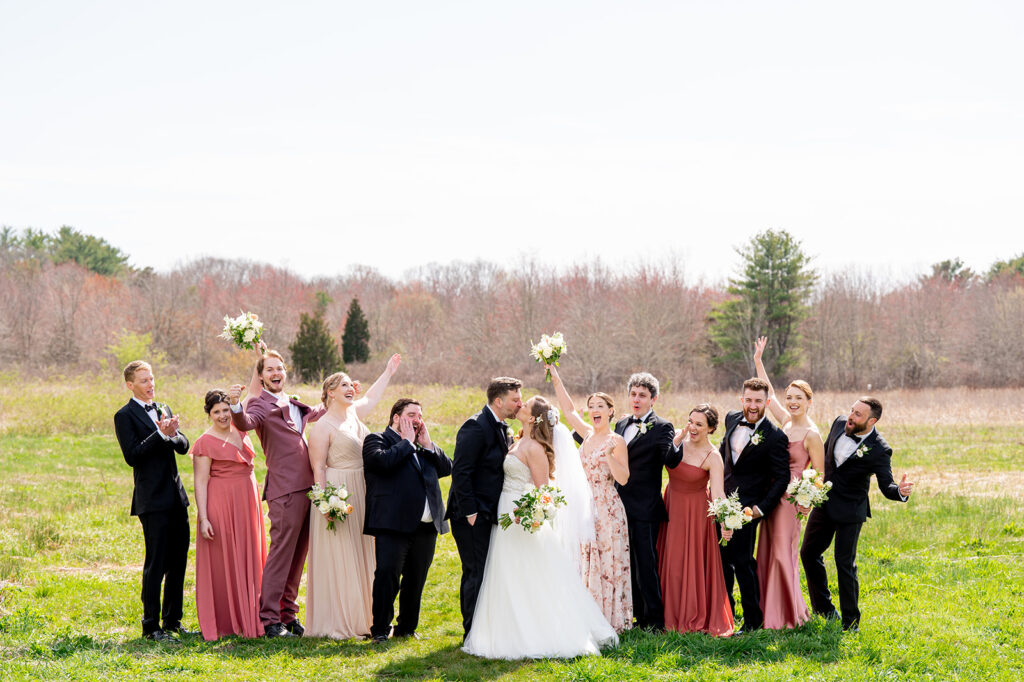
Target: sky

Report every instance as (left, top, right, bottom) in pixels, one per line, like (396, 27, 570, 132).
(2, 1, 1022, 284)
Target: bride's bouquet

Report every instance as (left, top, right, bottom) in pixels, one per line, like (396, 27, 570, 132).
(785, 468, 832, 516)
(307, 482, 353, 531)
(219, 311, 264, 351)
(530, 332, 567, 381)
(707, 491, 753, 546)
(499, 485, 566, 533)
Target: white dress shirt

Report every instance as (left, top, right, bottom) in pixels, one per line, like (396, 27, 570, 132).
(388, 426, 433, 523)
(623, 409, 653, 443)
(729, 414, 766, 464)
(833, 427, 875, 468)
(133, 396, 183, 444)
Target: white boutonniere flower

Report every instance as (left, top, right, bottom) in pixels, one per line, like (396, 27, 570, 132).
(638, 420, 654, 435)
(750, 432, 763, 446)
(855, 444, 869, 459)
(155, 403, 167, 420)
(289, 394, 301, 402)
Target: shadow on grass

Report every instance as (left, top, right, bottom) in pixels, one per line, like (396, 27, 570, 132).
(372, 643, 529, 681)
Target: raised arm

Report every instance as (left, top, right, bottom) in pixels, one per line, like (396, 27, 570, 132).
(306, 420, 331, 488)
(355, 353, 401, 420)
(754, 336, 789, 425)
(548, 365, 592, 440)
(229, 384, 268, 432)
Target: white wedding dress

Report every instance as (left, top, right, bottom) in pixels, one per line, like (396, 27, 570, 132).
(462, 453, 618, 660)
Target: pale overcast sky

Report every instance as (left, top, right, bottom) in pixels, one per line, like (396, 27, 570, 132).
(2, 1, 1021, 283)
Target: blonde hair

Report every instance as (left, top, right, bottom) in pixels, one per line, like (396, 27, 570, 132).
(321, 372, 351, 406)
(123, 360, 152, 383)
(786, 380, 813, 401)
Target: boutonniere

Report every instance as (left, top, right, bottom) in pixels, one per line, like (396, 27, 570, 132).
(155, 403, 167, 420)
(749, 432, 763, 446)
(855, 444, 869, 459)
(289, 394, 301, 402)
(638, 420, 654, 435)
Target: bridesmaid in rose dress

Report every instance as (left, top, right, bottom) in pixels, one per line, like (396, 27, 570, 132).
(549, 365, 633, 633)
(304, 355, 401, 639)
(192, 390, 267, 640)
(658, 404, 735, 636)
(752, 336, 825, 629)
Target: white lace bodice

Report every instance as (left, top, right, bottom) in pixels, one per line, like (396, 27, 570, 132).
(502, 454, 534, 495)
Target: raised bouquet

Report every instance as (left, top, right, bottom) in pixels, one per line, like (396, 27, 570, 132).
(707, 491, 753, 546)
(785, 468, 832, 516)
(530, 332, 567, 381)
(499, 485, 566, 533)
(219, 311, 264, 350)
(307, 482, 353, 531)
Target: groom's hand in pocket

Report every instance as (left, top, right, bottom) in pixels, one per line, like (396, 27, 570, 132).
(467, 513, 477, 526)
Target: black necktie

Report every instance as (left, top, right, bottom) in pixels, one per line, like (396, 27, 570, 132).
(738, 420, 754, 429)
(628, 416, 643, 425)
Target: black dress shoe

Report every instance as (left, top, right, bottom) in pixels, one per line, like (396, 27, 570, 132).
(164, 625, 198, 637)
(284, 620, 305, 637)
(143, 630, 173, 642)
(371, 634, 389, 644)
(264, 622, 296, 638)
(392, 631, 423, 640)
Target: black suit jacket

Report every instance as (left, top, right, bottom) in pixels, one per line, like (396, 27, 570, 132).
(114, 399, 190, 516)
(821, 416, 905, 523)
(445, 407, 510, 524)
(614, 413, 675, 522)
(720, 411, 789, 517)
(363, 427, 453, 535)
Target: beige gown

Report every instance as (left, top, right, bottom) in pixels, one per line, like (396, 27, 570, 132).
(305, 419, 375, 639)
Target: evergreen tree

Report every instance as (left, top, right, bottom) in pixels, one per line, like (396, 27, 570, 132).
(289, 292, 342, 383)
(342, 297, 371, 364)
(710, 228, 816, 380)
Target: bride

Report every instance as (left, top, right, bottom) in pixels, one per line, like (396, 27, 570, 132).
(462, 395, 618, 659)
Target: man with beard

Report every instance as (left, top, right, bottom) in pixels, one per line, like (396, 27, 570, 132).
(799, 397, 913, 631)
(718, 377, 790, 631)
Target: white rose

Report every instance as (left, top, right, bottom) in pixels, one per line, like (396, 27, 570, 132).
(243, 329, 256, 342)
(539, 342, 552, 359)
(318, 502, 330, 514)
(328, 495, 341, 509)
(802, 469, 817, 480)
(795, 493, 812, 508)
(725, 514, 744, 529)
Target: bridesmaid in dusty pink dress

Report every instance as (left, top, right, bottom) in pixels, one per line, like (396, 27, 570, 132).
(192, 390, 267, 640)
(549, 365, 633, 633)
(659, 405, 734, 636)
(752, 336, 825, 629)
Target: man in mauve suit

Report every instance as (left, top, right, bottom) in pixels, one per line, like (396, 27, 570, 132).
(445, 377, 523, 640)
(113, 360, 192, 641)
(800, 397, 914, 631)
(719, 377, 790, 631)
(612, 372, 677, 632)
(363, 398, 452, 642)
(229, 350, 325, 638)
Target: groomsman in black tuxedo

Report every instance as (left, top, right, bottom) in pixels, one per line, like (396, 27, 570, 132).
(363, 398, 453, 643)
(446, 377, 523, 640)
(613, 372, 676, 631)
(800, 397, 913, 630)
(113, 360, 192, 641)
(719, 377, 790, 631)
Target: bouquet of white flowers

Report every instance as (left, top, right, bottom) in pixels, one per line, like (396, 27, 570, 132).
(707, 491, 753, 546)
(530, 332, 567, 381)
(219, 311, 264, 351)
(785, 468, 832, 516)
(307, 482, 353, 531)
(499, 485, 566, 533)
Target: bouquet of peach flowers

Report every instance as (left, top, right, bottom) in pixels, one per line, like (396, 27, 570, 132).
(499, 485, 566, 533)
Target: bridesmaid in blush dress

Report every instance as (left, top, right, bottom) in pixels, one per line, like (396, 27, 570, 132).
(752, 336, 825, 629)
(192, 390, 267, 640)
(304, 355, 401, 639)
(549, 365, 633, 632)
(658, 404, 734, 636)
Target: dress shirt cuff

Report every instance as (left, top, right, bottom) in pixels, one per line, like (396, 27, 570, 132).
(230, 402, 242, 413)
(753, 505, 763, 517)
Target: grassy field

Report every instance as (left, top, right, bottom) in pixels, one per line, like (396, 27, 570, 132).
(1, 375, 1023, 680)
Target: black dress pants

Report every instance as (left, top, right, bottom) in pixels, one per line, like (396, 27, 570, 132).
(627, 518, 664, 630)
(800, 508, 863, 629)
(450, 516, 494, 638)
(138, 504, 190, 634)
(370, 523, 438, 638)
(719, 516, 763, 629)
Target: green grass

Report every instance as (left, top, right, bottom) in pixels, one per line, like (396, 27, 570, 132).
(1, 380, 1023, 679)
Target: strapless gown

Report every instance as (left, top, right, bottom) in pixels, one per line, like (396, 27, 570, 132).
(462, 454, 618, 659)
(757, 438, 812, 629)
(305, 420, 375, 639)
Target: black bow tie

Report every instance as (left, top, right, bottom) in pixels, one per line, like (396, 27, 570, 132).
(847, 433, 863, 444)
(738, 420, 755, 429)
(144, 403, 158, 413)
(628, 416, 643, 425)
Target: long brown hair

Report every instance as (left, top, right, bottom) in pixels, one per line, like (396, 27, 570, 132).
(528, 396, 557, 476)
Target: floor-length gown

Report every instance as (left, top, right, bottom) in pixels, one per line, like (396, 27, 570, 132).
(305, 420, 375, 639)
(193, 432, 267, 640)
(578, 438, 632, 632)
(657, 454, 734, 636)
(757, 437, 812, 629)
(463, 454, 618, 659)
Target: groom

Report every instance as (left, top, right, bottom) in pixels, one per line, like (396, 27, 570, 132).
(614, 372, 676, 631)
(719, 377, 789, 631)
(113, 360, 191, 641)
(229, 350, 325, 638)
(446, 377, 523, 639)
(800, 397, 913, 630)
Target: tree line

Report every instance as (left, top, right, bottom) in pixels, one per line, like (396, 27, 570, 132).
(2, 225, 1023, 391)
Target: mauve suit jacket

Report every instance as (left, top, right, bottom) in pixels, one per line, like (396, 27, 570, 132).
(231, 390, 326, 501)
